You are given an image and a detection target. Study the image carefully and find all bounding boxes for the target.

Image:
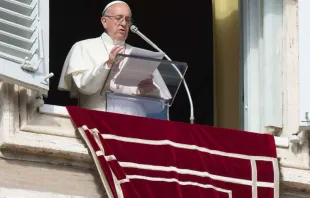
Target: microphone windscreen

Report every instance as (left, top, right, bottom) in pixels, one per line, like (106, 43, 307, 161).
(130, 25, 138, 33)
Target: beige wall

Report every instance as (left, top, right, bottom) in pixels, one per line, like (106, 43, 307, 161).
(0, 158, 107, 198)
(213, 0, 240, 129)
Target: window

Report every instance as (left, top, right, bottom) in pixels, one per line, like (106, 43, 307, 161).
(299, 0, 310, 129)
(241, 0, 283, 132)
(0, 0, 214, 125)
(0, 0, 50, 94)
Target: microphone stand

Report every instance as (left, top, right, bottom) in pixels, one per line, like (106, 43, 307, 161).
(130, 25, 195, 124)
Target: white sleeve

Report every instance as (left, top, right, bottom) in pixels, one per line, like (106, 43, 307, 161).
(72, 63, 111, 95)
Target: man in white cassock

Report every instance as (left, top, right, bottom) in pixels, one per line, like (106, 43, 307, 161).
(58, 1, 171, 119)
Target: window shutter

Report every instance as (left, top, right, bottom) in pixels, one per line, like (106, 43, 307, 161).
(262, 0, 283, 129)
(241, 0, 283, 132)
(299, 0, 310, 128)
(0, 0, 50, 95)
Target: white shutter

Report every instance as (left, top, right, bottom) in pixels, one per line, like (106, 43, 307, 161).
(262, 0, 283, 128)
(299, 0, 310, 129)
(0, 0, 50, 94)
(241, 0, 283, 132)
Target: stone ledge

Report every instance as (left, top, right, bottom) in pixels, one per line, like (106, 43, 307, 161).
(281, 190, 310, 198)
(22, 111, 77, 138)
(281, 167, 310, 193)
(0, 131, 92, 168)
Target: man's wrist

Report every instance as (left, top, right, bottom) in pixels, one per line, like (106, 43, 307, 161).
(106, 60, 113, 68)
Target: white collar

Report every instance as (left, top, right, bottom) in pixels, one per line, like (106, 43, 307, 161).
(101, 32, 125, 46)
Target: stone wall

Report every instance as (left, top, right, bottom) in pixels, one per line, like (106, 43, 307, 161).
(0, 158, 107, 198)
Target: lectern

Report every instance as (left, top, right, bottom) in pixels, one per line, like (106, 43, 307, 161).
(101, 54, 187, 120)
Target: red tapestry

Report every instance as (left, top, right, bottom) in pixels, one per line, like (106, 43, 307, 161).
(66, 106, 279, 198)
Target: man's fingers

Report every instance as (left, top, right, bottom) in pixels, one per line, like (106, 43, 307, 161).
(117, 49, 125, 55)
(111, 46, 125, 55)
(108, 46, 125, 67)
(110, 45, 123, 54)
(110, 46, 118, 54)
(139, 79, 152, 86)
(112, 47, 125, 56)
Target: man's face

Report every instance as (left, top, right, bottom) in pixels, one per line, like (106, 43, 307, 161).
(101, 3, 132, 42)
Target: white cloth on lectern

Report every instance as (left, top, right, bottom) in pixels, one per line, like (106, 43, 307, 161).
(58, 32, 170, 114)
(107, 94, 148, 117)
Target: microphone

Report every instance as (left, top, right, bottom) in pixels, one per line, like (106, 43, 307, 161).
(130, 25, 195, 124)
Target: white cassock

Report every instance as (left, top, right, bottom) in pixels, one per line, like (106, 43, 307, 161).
(58, 32, 171, 117)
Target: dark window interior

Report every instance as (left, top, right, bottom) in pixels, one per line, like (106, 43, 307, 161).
(48, 0, 213, 125)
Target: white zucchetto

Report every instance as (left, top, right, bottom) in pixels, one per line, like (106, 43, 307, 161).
(102, 1, 128, 15)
